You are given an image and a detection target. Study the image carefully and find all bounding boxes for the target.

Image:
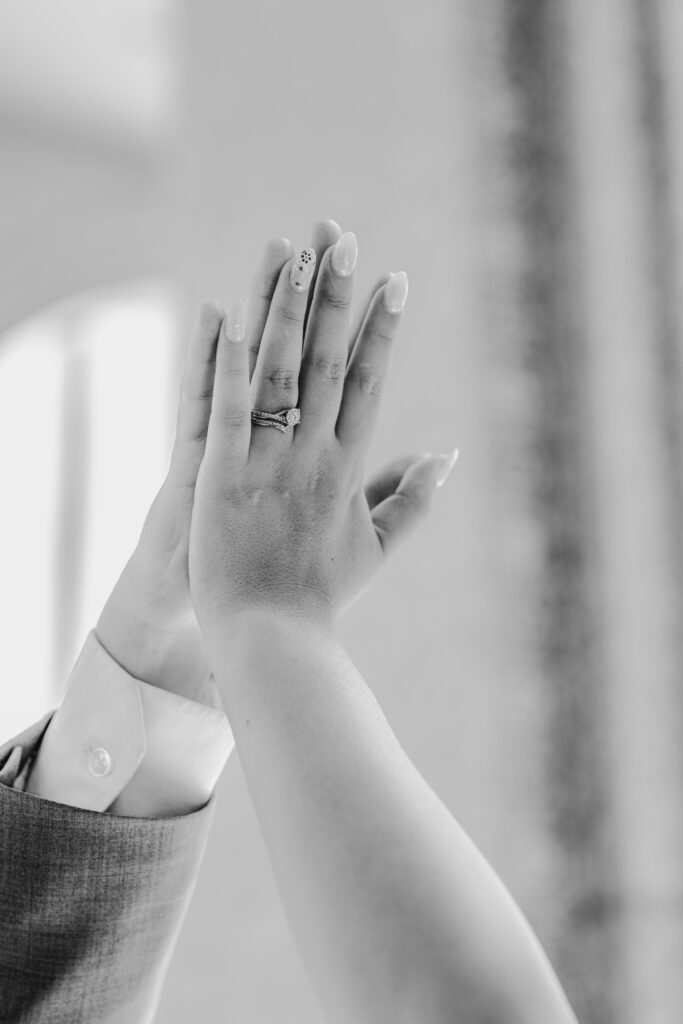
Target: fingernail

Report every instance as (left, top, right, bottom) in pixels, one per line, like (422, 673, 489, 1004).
(290, 248, 317, 292)
(383, 271, 409, 313)
(435, 448, 459, 487)
(225, 299, 246, 343)
(331, 232, 358, 278)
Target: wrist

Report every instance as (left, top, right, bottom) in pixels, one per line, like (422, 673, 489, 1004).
(197, 592, 335, 645)
(95, 595, 177, 687)
(200, 603, 340, 717)
(96, 555, 208, 696)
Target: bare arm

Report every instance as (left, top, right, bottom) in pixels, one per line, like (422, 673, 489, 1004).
(205, 609, 578, 1024)
(189, 221, 580, 1024)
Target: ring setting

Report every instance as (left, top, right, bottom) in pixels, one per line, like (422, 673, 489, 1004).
(251, 407, 301, 433)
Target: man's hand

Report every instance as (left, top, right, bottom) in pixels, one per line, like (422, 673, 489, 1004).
(94, 300, 224, 707)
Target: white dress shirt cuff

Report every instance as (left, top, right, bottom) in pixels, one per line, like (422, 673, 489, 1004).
(24, 630, 234, 817)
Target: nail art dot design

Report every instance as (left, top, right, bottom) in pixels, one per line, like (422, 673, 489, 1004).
(290, 247, 317, 292)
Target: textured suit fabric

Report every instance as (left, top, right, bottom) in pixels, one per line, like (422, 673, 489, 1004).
(0, 713, 217, 1023)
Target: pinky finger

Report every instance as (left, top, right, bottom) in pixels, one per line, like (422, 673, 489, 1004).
(204, 300, 251, 467)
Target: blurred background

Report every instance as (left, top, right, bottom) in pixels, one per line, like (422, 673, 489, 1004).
(2, 1, 683, 1021)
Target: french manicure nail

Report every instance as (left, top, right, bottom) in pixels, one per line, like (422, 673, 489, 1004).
(290, 248, 317, 292)
(435, 448, 459, 487)
(331, 232, 358, 277)
(383, 271, 409, 313)
(225, 299, 246, 343)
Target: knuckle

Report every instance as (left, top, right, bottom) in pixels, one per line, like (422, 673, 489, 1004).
(214, 476, 257, 507)
(305, 450, 339, 503)
(221, 356, 246, 379)
(219, 405, 249, 429)
(347, 362, 382, 398)
(266, 366, 299, 391)
(369, 323, 395, 344)
(180, 423, 208, 445)
(179, 385, 213, 404)
(306, 448, 333, 485)
(274, 304, 304, 327)
(393, 488, 425, 516)
(318, 281, 351, 312)
(312, 353, 346, 382)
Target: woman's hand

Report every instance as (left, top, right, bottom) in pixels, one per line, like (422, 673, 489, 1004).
(96, 220, 349, 702)
(189, 228, 457, 631)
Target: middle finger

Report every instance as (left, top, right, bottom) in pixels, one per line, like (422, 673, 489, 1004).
(249, 247, 316, 452)
(296, 231, 358, 442)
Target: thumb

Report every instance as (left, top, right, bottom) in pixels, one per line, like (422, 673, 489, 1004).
(371, 448, 459, 557)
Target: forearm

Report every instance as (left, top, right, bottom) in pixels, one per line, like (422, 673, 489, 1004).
(204, 609, 578, 1024)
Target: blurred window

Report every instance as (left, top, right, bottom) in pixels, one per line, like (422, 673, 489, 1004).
(0, 282, 178, 738)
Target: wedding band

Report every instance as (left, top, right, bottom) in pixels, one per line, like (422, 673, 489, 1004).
(251, 407, 301, 433)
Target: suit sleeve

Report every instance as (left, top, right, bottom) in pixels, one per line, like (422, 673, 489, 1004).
(0, 713, 218, 1024)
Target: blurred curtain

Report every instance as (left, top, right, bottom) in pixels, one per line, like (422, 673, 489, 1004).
(1, 2, 682, 1023)
(481, 4, 683, 1022)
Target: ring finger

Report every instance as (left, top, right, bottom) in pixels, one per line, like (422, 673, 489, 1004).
(335, 270, 409, 456)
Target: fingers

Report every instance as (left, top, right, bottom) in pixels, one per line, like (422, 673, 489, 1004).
(203, 302, 251, 468)
(348, 272, 392, 360)
(335, 271, 409, 453)
(371, 451, 458, 557)
(246, 223, 339, 381)
(297, 232, 358, 440)
(249, 248, 317, 451)
(364, 452, 425, 510)
(245, 236, 296, 380)
(174, 301, 222, 452)
(304, 218, 342, 334)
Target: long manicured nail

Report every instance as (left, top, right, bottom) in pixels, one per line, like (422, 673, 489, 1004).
(383, 271, 409, 313)
(435, 448, 459, 487)
(331, 232, 358, 278)
(290, 248, 317, 292)
(225, 299, 246, 343)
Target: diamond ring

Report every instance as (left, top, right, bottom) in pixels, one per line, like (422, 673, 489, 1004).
(250, 407, 301, 434)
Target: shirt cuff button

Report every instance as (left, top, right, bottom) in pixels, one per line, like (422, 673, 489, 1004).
(87, 746, 113, 778)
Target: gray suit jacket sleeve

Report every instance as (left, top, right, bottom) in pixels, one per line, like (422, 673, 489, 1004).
(0, 712, 217, 1024)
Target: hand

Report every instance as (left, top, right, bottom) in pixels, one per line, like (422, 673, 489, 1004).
(189, 226, 458, 630)
(94, 300, 223, 707)
(94, 221, 345, 705)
